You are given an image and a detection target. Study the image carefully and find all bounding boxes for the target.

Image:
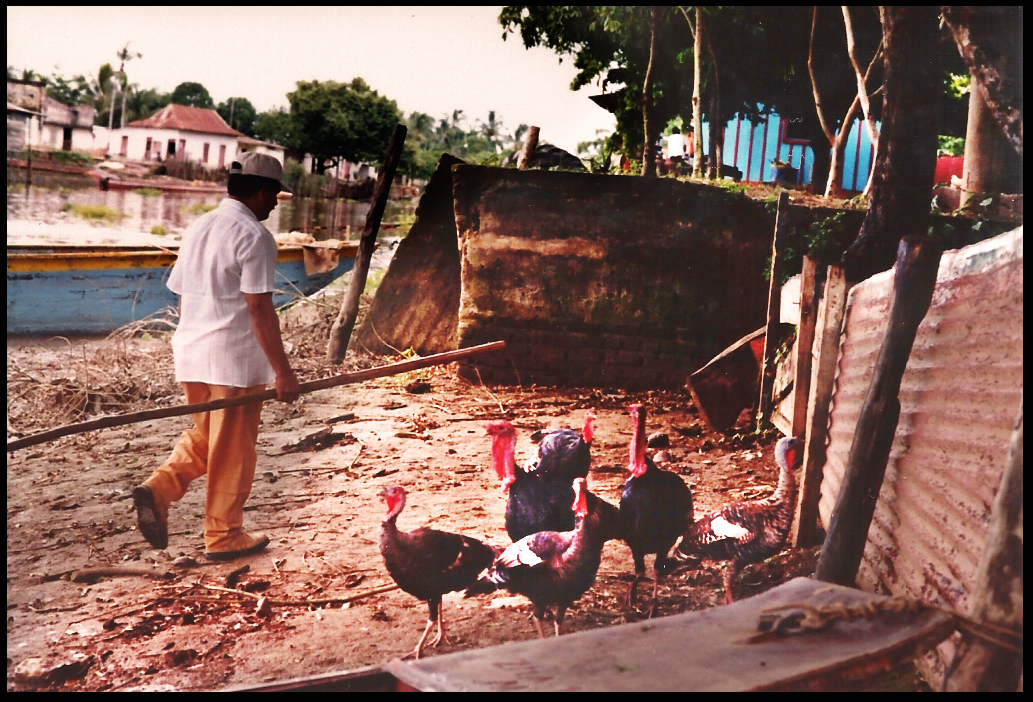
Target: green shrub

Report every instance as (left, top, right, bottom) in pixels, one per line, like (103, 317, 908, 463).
(60, 203, 124, 222)
(150, 224, 169, 236)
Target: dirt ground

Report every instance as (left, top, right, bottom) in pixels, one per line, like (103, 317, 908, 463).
(6, 231, 926, 692)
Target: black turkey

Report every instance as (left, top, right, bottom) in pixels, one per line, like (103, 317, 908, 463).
(486, 418, 619, 543)
(673, 436, 802, 604)
(619, 403, 694, 616)
(378, 485, 496, 659)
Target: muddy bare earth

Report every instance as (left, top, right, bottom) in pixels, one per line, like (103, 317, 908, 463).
(7, 288, 925, 691)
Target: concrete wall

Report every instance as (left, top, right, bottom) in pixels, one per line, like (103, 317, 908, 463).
(452, 166, 779, 390)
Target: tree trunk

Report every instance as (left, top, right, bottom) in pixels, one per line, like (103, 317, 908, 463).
(840, 6, 940, 283)
(961, 76, 1024, 208)
(941, 6, 1023, 158)
(326, 125, 407, 362)
(691, 6, 704, 178)
(641, 7, 660, 178)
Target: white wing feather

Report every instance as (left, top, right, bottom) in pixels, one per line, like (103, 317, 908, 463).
(710, 515, 750, 541)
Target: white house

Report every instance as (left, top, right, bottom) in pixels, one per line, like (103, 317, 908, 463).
(41, 96, 96, 153)
(110, 103, 243, 168)
(236, 135, 285, 166)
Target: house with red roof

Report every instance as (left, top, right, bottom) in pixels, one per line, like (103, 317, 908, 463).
(110, 103, 244, 169)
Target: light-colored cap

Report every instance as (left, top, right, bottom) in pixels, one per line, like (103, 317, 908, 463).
(230, 152, 291, 193)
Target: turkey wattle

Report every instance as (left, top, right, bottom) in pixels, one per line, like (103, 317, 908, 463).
(673, 435, 803, 604)
(378, 485, 496, 659)
(618, 403, 694, 616)
(464, 477, 608, 638)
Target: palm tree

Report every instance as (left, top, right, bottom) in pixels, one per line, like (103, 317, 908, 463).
(478, 110, 504, 153)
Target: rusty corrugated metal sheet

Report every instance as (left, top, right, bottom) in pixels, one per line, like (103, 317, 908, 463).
(125, 104, 243, 137)
(818, 226, 1023, 688)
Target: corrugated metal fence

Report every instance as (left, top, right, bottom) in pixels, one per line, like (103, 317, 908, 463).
(817, 226, 1023, 687)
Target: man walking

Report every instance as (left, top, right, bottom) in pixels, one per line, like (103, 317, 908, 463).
(133, 152, 300, 560)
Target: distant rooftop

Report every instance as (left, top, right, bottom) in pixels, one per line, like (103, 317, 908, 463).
(125, 104, 244, 137)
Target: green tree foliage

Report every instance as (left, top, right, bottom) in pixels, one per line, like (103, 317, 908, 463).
(253, 107, 304, 152)
(123, 87, 171, 124)
(42, 73, 94, 106)
(287, 78, 402, 174)
(170, 81, 215, 109)
(217, 97, 257, 136)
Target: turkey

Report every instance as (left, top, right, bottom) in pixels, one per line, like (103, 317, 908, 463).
(673, 435, 802, 604)
(619, 403, 694, 616)
(465, 477, 607, 638)
(526, 410, 596, 483)
(378, 485, 496, 659)
(486, 418, 619, 543)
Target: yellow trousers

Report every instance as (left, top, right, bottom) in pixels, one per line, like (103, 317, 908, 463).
(143, 382, 265, 551)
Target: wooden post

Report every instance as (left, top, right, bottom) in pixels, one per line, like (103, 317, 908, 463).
(943, 400, 1023, 692)
(517, 126, 539, 170)
(792, 264, 851, 548)
(815, 236, 942, 586)
(790, 256, 819, 438)
(756, 191, 790, 429)
(326, 124, 407, 362)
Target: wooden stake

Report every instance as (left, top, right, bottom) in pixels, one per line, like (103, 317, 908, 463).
(790, 256, 819, 438)
(943, 400, 1023, 691)
(326, 124, 408, 362)
(756, 191, 790, 429)
(815, 236, 942, 586)
(517, 126, 540, 170)
(792, 265, 852, 548)
(6, 341, 505, 453)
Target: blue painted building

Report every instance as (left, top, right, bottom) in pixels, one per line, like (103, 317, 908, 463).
(697, 109, 878, 193)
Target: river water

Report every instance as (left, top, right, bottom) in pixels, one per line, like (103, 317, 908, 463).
(6, 179, 415, 247)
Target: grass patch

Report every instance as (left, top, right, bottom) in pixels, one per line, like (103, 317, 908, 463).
(133, 187, 164, 197)
(60, 203, 125, 222)
(183, 202, 217, 216)
(150, 225, 169, 236)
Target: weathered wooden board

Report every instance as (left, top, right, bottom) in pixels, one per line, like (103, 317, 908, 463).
(686, 327, 765, 431)
(382, 577, 954, 691)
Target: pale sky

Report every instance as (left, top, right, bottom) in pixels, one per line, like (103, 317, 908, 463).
(7, 6, 617, 155)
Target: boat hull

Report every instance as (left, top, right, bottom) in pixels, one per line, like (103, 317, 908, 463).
(7, 243, 358, 335)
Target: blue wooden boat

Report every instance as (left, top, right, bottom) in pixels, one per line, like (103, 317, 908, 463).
(7, 241, 360, 335)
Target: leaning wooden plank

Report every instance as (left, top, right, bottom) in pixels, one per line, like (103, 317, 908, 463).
(790, 256, 819, 437)
(379, 577, 954, 692)
(792, 265, 852, 548)
(756, 191, 791, 428)
(6, 341, 505, 453)
(686, 327, 765, 432)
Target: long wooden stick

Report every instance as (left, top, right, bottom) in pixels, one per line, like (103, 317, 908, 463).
(6, 341, 505, 453)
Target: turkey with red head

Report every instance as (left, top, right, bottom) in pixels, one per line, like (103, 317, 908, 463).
(486, 418, 619, 543)
(378, 485, 496, 659)
(464, 477, 607, 638)
(618, 403, 694, 617)
(673, 435, 803, 604)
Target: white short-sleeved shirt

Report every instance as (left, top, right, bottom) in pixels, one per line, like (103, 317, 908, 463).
(168, 198, 278, 387)
(665, 133, 687, 158)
